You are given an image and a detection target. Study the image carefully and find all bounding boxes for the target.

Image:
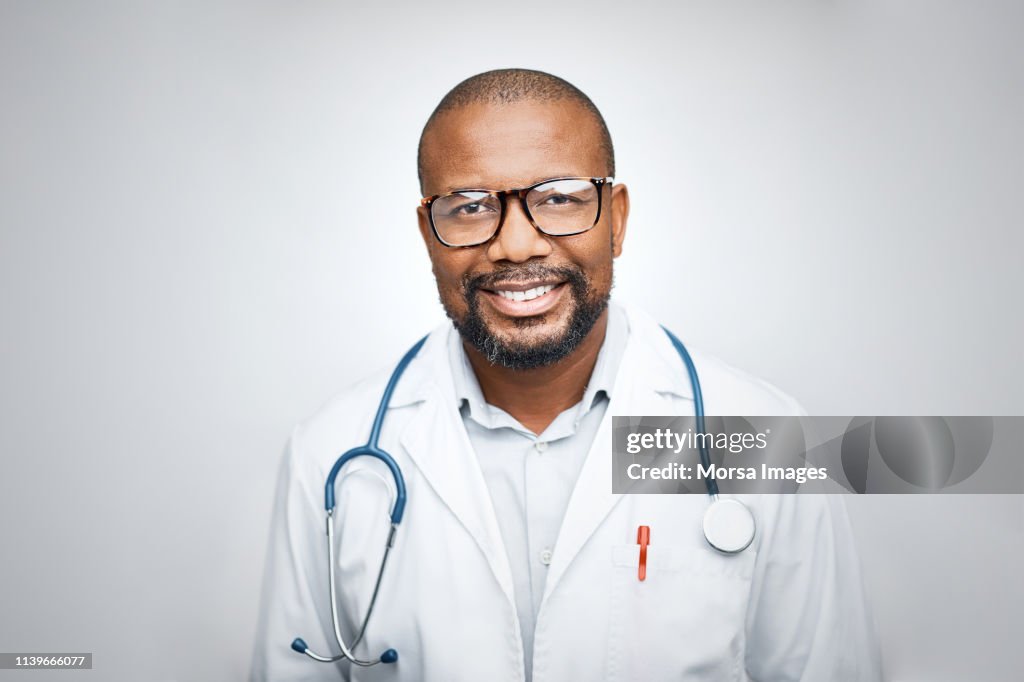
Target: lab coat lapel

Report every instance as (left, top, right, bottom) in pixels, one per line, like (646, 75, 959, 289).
(542, 309, 691, 604)
(397, 349, 517, 610)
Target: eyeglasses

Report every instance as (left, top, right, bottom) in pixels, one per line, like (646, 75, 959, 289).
(420, 176, 613, 248)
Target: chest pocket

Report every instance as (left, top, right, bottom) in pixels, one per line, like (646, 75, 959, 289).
(606, 543, 756, 682)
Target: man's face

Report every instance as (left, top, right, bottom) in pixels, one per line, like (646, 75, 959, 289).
(417, 100, 629, 370)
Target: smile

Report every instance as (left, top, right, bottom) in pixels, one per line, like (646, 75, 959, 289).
(481, 281, 567, 317)
(494, 284, 556, 301)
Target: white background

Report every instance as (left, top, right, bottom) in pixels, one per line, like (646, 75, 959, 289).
(1, 1, 1022, 680)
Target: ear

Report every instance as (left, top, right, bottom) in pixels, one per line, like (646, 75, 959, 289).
(417, 205, 434, 254)
(609, 183, 630, 258)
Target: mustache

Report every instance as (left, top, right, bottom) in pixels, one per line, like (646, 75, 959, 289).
(463, 263, 586, 292)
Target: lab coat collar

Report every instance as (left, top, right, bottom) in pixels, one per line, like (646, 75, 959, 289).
(395, 331, 519, 611)
(392, 302, 697, 614)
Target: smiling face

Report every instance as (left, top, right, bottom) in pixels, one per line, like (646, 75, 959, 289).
(417, 100, 629, 370)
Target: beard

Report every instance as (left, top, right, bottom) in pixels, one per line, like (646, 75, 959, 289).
(440, 262, 610, 371)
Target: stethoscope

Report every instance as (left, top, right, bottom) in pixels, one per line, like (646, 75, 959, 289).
(291, 327, 756, 667)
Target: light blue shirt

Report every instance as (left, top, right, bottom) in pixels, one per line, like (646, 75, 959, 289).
(449, 303, 628, 680)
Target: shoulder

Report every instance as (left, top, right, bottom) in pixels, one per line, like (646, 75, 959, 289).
(690, 350, 807, 416)
(288, 320, 455, 472)
(296, 366, 393, 446)
(618, 301, 806, 416)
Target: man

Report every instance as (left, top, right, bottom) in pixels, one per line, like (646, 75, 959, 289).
(252, 69, 881, 681)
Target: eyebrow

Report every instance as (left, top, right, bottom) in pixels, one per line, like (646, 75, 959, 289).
(438, 173, 592, 194)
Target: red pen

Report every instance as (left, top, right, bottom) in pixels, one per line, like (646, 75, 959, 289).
(637, 525, 650, 581)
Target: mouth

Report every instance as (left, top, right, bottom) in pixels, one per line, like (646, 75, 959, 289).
(479, 280, 568, 317)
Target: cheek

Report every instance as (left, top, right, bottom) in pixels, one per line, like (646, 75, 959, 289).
(430, 251, 472, 306)
(561, 231, 615, 289)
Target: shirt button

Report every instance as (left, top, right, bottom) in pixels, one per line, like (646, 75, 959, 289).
(539, 548, 553, 565)
(535, 441, 548, 453)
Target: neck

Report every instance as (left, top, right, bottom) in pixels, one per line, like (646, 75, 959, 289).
(463, 310, 609, 435)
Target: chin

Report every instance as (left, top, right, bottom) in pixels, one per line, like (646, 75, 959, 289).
(483, 307, 574, 343)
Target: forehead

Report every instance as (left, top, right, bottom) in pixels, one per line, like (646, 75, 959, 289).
(420, 100, 608, 195)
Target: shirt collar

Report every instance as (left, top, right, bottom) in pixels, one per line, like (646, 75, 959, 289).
(449, 302, 629, 429)
(580, 301, 627, 409)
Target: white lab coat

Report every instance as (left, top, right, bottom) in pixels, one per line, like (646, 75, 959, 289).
(251, 303, 882, 681)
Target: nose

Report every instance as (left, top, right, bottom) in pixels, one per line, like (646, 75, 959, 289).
(486, 196, 553, 263)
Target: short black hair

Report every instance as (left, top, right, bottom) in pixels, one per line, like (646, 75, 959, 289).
(417, 68, 615, 192)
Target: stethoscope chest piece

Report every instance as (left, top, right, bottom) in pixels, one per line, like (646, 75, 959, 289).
(702, 498, 755, 554)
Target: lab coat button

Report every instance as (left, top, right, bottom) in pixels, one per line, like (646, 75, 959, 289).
(540, 548, 553, 565)
(535, 441, 548, 453)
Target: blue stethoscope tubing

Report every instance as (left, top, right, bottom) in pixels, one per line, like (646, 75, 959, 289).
(292, 327, 755, 667)
(660, 326, 718, 497)
(291, 337, 426, 667)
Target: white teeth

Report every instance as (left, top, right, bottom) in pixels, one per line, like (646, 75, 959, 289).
(496, 284, 555, 301)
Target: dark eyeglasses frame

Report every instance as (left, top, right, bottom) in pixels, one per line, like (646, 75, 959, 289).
(420, 176, 614, 248)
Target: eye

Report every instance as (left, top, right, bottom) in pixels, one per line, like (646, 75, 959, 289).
(448, 201, 497, 217)
(434, 191, 499, 219)
(533, 193, 584, 211)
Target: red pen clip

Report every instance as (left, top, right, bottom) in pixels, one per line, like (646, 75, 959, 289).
(637, 525, 650, 581)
